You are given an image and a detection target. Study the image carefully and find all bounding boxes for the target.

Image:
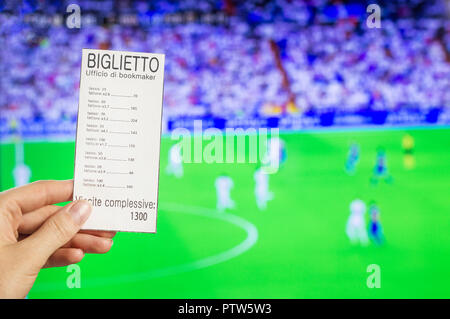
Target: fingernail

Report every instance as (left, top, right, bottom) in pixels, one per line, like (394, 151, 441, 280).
(69, 200, 92, 225)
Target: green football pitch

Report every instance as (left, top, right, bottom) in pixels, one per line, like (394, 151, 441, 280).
(1, 127, 449, 298)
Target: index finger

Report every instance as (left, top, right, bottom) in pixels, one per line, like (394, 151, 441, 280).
(0, 180, 73, 214)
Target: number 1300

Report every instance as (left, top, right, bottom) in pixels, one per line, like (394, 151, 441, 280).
(130, 212, 148, 221)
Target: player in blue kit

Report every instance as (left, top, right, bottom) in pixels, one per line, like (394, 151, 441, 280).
(345, 142, 360, 175)
(368, 202, 384, 245)
(370, 147, 393, 185)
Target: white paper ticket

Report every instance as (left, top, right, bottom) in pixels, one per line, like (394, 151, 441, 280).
(73, 49, 165, 232)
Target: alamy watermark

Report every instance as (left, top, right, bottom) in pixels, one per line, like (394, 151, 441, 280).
(366, 264, 381, 288)
(170, 120, 281, 174)
(66, 4, 81, 29)
(66, 264, 81, 289)
(366, 4, 381, 29)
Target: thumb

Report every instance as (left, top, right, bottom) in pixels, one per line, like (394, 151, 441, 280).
(19, 200, 92, 268)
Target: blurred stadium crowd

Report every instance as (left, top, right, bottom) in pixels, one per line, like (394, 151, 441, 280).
(0, 0, 449, 136)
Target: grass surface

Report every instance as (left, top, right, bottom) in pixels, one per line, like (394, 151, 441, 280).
(1, 128, 449, 298)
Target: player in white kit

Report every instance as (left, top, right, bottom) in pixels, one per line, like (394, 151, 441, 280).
(166, 143, 183, 178)
(262, 137, 286, 174)
(345, 199, 369, 246)
(13, 139, 31, 187)
(215, 174, 235, 212)
(254, 167, 274, 210)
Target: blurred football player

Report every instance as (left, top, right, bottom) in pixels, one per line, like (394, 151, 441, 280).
(13, 162, 31, 187)
(345, 142, 360, 175)
(254, 167, 274, 210)
(346, 199, 369, 246)
(12, 127, 31, 187)
(262, 136, 287, 174)
(402, 133, 415, 170)
(370, 147, 393, 185)
(166, 143, 183, 178)
(368, 202, 384, 245)
(215, 174, 235, 212)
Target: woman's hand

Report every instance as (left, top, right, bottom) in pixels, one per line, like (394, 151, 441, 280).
(0, 180, 115, 298)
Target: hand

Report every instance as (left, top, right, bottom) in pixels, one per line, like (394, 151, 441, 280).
(0, 180, 115, 299)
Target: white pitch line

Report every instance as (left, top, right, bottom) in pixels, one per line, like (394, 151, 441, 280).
(32, 202, 258, 292)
